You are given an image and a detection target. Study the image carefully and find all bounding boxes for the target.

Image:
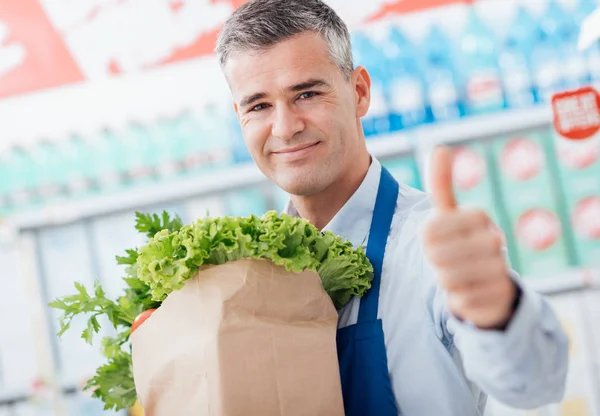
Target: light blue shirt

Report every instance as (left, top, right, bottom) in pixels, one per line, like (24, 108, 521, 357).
(285, 158, 569, 415)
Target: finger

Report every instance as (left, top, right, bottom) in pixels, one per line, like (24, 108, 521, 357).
(431, 146, 458, 212)
(437, 257, 507, 292)
(425, 230, 503, 267)
(424, 209, 491, 243)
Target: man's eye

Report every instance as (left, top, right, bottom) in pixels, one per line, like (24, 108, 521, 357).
(299, 91, 318, 100)
(251, 103, 269, 112)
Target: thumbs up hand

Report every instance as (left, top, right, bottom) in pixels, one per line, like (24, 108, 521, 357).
(423, 147, 517, 330)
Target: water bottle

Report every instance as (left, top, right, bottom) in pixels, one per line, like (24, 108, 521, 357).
(172, 111, 210, 175)
(531, 13, 565, 102)
(0, 151, 11, 215)
(4, 146, 38, 209)
(549, 0, 590, 89)
(459, 8, 506, 115)
(31, 140, 66, 204)
(352, 32, 392, 137)
(92, 129, 127, 193)
(153, 118, 185, 181)
(227, 107, 253, 164)
(122, 123, 157, 186)
(499, 7, 537, 108)
(423, 25, 463, 122)
(575, 0, 600, 83)
(62, 135, 96, 198)
(383, 26, 428, 130)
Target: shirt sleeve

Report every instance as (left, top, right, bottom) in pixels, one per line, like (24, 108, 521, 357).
(444, 273, 570, 409)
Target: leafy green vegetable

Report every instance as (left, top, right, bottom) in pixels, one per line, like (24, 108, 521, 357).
(137, 211, 373, 308)
(84, 351, 137, 411)
(135, 211, 183, 239)
(50, 210, 373, 411)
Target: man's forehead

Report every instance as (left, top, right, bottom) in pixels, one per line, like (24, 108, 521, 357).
(224, 33, 337, 94)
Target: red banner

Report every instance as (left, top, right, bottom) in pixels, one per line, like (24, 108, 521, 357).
(0, 0, 467, 100)
(0, 0, 84, 99)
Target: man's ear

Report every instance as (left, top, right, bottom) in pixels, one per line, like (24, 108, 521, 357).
(353, 66, 371, 118)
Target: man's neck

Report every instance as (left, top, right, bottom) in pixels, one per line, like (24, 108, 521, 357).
(291, 152, 371, 230)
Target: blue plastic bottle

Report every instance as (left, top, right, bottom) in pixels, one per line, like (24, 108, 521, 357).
(575, 0, 600, 83)
(531, 5, 565, 102)
(499, 7, 537, 108)
(352, 32, 392, 137)
(31, 141, 66, 204)
(122, 123, 157, 186)
(4, 146, 38, 209)
(459, 8, 505, 115)
(383, 27, 428, 130)
(0, 151, 12, 215)
(220, 106, 251, 165)
(423, 25, 463, 122)
(92, 129, 127, 193)
(549, 0, 590, 89)
(62, 135, 96, 198)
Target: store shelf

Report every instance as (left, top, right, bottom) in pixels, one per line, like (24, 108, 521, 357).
(415, 105, 553, 148)
(4, 106, 559, 231)
(525, 267, 600, 295)
(7, 163, 263, 230)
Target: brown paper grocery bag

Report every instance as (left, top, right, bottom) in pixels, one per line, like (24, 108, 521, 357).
(131, 259, 344, 416)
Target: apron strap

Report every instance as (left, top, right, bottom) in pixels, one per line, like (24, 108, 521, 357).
(357, 167, 399, 323)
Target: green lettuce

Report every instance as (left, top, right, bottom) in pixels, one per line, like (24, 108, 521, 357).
(137, 211, 373, 308)
(50, 210, 373, 410)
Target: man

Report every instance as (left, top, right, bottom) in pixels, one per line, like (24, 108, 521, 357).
(216, 0, 569, 414)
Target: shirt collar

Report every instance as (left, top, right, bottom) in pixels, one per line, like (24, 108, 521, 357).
(283, 158, 382, 248)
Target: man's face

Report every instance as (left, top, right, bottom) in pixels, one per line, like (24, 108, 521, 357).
(224, 32, 369, 196)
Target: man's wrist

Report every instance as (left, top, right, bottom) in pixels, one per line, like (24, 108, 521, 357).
(492, 280, 523, 331)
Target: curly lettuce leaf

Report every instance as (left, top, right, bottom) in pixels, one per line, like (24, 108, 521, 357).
(137, 211, 373, 309)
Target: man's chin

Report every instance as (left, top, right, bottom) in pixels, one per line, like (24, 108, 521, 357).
(277, 177, 323, 197)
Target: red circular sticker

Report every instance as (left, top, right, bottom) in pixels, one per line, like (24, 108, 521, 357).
(552, 87, 600, 141)
(556, 136, 600, 169)
(452, 146, 486, 191)
(500, 138, 544, 181)
(572, 196, 600, 240)
(516, 208, 562, 251)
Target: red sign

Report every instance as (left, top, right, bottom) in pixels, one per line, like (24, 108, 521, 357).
(517, 208, 562, 251)
(367, 0, 471, 22)
(0, 0, 84, 99)
(500, 138, 545, 182)
(552, 87, 600, 141)
(0, 0, 470, 101)
(572, 196, 600, 240)
(556, 135, 600, 169)
(452, 146, 486, 191)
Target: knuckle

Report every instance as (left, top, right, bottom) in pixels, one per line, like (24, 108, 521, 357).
(424, 219, 441, 242)
(473, 209, 490, 227)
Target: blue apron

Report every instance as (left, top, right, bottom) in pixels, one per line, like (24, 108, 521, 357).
(336, 167, 400, 416)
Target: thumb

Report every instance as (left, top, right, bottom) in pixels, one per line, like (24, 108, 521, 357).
(430, 146, 457, 212)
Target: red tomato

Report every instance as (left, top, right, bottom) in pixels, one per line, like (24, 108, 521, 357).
(130, 309, 157, 334)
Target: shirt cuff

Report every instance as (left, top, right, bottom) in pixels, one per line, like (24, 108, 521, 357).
(446, 281, 545, 363)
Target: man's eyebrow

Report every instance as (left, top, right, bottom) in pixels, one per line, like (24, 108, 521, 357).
(240, 92, 268, 108)
(239, 79, 330, 108)
(289, 79, 331, 92)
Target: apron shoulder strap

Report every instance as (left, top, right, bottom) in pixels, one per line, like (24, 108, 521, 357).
(357, 167, 399, 323)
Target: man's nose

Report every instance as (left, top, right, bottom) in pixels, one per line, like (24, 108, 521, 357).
(271, 104, 305, 141)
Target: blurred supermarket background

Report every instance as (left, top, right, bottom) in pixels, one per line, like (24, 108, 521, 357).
(0, 0, 600, 414)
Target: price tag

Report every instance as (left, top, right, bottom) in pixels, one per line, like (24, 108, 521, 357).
(552, 87, 600, 141)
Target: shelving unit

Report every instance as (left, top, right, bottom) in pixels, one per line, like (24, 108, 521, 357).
(5, 105, 551, 232)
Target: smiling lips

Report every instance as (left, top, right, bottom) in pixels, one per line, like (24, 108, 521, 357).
(272, 142, 320, 161)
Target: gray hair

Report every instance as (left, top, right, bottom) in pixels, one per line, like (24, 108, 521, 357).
(216, 0, 354, 79)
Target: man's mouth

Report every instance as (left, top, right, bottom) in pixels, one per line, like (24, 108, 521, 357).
(272, 142, 321, 160)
